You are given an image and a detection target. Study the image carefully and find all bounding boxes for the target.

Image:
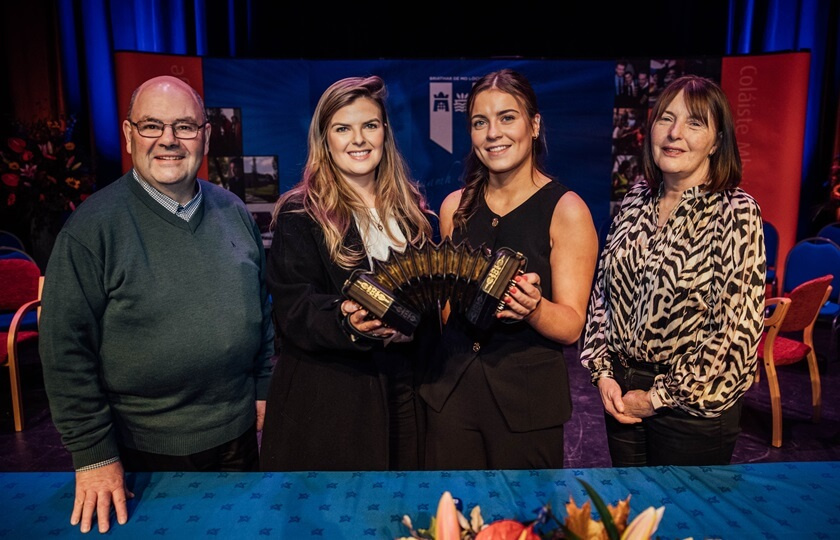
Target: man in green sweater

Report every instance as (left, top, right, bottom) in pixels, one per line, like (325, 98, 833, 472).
(39, 76, 275, 534)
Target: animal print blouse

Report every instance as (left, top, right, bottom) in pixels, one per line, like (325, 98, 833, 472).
(580, 182, 766, 418)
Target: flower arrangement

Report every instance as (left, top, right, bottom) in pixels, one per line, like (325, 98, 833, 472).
(397, 480, 668, 540)
(0, 116, 95, 236)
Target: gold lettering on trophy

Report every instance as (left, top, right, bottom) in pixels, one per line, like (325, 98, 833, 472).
(353, 280, 393, 318)
(481, 254, 509, 293)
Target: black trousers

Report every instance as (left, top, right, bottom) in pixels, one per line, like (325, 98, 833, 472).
(605, 361, 742, 467)
(425, 358, 564, 470)
(118, 424, 260, 472)
(383, 355, 423, 471)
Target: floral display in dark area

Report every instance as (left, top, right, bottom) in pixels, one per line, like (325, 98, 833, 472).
(0, 116, 96, 269)
(397, 481, 666, 540)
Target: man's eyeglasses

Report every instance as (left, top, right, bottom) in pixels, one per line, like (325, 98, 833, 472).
(129, 120, 206, 139)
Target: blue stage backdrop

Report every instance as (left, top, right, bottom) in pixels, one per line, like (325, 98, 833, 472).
(117, 54, 615, 228)
(113, 52, 811, 262)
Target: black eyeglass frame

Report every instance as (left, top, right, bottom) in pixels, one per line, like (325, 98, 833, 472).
(128, 120, 208, 139)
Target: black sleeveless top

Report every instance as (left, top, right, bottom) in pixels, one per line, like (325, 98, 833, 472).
(453, 180, 567, 308)
(421, 180, 573, 431)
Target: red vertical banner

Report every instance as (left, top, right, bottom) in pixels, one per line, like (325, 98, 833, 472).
(113, 52, 206, 179)
(721, 52, 810, 291)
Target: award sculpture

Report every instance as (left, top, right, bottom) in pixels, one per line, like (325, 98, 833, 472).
(342, 239, 527, 335)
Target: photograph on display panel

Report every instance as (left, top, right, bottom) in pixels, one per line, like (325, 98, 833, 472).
(242, 155, 279, 204)
(208, 156, 246, 200)
(611, 107, 646, 156)
(208, 107, 243, 156)
(614, 57, 651, 109)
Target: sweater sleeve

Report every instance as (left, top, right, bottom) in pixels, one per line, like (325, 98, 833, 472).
(268, 209, 374, 354)
(39, 230, 119, 469)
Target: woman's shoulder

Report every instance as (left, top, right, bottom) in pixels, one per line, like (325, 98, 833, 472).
(440, 188, 464, 209)
(439, 188, 464, 218)
(273, 194, 315, 229)
(722, 188, 762, 216)
(726, 187, 760, 204)
(275, 191, 306, 213)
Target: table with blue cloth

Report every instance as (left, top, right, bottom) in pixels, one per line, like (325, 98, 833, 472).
(1, 462, 838, 538)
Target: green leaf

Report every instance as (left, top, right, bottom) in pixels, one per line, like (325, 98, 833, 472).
(577, 479, 620, 540)
(555, 521, 583, 540)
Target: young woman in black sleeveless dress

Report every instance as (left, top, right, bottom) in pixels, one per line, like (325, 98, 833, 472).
(420, 69, 598, 470)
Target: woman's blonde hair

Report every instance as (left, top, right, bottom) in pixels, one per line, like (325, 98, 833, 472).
(271, 75, 433, 268)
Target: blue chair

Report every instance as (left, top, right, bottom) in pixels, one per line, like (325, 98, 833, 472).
(0, 247, 37, 264)
(782, 237, 840, 367)
(764, 221, 779, 296)
(0, 230, 25, 251)
(817, 221, 840, 247)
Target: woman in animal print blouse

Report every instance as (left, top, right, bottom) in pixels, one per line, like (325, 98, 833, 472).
(580, 75, 765, 466)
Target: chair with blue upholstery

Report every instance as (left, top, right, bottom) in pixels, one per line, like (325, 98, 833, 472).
(782, 237, 840, 367)
(764, 221, 779, 296)
(817, 221, 840, 247)
(0, 230, 25, 251)
(0, 247, 37, 264)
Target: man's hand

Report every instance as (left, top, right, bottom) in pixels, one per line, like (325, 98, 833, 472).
(256, 400, 266, 432)
(72, 460, 134, 533)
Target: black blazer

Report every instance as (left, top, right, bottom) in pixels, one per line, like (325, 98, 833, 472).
(259, 200, 434, 471)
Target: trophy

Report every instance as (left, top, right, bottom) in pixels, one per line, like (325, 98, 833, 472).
(342, 238, 527, 335)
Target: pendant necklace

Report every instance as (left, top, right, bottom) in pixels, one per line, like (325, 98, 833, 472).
(369, 209, 384, 232)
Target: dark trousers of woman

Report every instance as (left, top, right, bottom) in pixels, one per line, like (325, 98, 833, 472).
(606, 361, 742, 467)
(118, 424, 260, 472)
(425, 358, 564, 470)
(383, 355, 424, 471)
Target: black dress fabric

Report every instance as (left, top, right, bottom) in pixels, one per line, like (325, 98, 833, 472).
(420, 181, 572, 469)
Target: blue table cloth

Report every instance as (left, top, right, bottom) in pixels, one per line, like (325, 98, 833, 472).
(1, 462, 838, 538)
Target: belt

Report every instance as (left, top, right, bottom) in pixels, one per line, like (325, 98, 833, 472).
(615, 356, 670, 375)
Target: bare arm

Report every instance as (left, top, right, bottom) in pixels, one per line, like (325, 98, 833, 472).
(438, 189, 461, 239)
(500, 191, 598, 344)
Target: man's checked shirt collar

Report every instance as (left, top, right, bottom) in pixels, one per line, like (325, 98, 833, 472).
(132, 168, 202, 221)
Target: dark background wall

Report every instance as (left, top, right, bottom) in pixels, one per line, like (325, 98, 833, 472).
(238, 2, 731, 60)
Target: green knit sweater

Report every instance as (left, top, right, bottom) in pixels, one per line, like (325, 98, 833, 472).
(39, 173, 275, 469)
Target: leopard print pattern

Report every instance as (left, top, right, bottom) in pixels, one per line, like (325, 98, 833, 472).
(581, 182, 766, 417)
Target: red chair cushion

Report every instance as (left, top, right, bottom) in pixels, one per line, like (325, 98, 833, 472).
(0, 330, 39, 363)
(757, 333, 812, 366)
(0, 259, 40, 311)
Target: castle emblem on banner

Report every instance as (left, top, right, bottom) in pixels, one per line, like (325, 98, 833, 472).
(429, 79, 471, 154)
